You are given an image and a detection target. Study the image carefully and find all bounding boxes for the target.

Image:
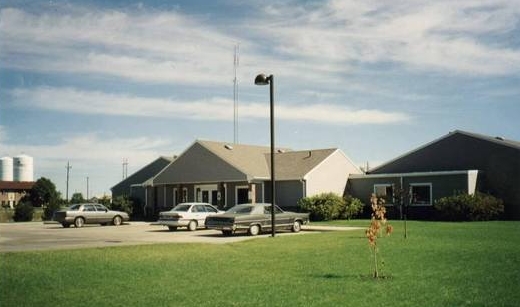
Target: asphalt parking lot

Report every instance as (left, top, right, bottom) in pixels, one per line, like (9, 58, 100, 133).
(0, 222, 360, 252)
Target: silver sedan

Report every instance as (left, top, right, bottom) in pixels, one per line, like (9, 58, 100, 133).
(53, 203, 130, 228)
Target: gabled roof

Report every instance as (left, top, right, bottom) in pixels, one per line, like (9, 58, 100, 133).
(197, 140, 286, 180)
(454, 130, 520, 150)
(152, 140, 345, 184)
(369, 130, 520, 173)
(111, 156, 175, 190)
(271, 148, 338, 180)
(0, 181, 35, 191)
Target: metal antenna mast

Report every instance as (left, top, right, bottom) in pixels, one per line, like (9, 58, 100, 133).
(233, 44, 239, 143)
(122, 158, 128, 180)
(65, 161, 72, 202)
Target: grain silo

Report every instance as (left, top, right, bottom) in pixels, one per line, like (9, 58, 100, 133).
(0, 156, 14, 181)
(13, 154, 34, 182)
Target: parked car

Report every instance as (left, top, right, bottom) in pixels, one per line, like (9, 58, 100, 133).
(155, 202, 224, 231)
(53, 203, 130, 228)
(205, 203, 310, 236)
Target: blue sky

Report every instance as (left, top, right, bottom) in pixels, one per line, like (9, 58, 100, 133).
(1, 0, 519, 198)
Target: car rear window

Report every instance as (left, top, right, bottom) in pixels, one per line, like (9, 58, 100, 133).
(172, 204, 191, 212)
(227, 206, 253, 214)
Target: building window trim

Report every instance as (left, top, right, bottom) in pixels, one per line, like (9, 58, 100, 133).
(410, 183, 432, 206)
(373, 184, 394, 206)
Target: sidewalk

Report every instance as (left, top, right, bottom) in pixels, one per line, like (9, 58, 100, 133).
(302, 225, 363, 231)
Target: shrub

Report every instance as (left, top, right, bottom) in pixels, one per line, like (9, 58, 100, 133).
(434, 192, 504, 221)
(109, 195, 133, 216)
(43, 201, 63, 221)
(298, 192, 345, 221)
(339, 195, 364, 220)
(13, 202, 34, 222)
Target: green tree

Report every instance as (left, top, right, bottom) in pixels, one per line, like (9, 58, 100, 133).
(27, 177, 61, 220)
(110, 195, 133, 216)
(70, 192, 85, 204)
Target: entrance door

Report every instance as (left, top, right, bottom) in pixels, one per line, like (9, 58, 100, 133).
(196, 184, 218, 206)
(236, 187, 249, 204)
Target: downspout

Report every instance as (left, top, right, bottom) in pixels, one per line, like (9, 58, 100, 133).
(144, 187, 148, 217)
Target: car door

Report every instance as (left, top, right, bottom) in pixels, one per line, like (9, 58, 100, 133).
(82, 204, 97, 223)
(192, 205, 207, 225)
(94, 204, 112, 224)
(273, 205, 292, 227)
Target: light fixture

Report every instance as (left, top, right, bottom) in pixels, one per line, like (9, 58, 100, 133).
(254, 73, 276, 237)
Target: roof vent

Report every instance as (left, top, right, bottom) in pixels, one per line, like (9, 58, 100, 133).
(224, 144, 234, 150)
(495, 136, 505, 141)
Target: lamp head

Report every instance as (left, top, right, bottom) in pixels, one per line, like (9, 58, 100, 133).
(254, 73, 271, 85)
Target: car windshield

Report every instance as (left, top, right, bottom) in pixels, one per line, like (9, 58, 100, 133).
(171, 204, 191, 212)
(226, 206, 253, 214)
(69, 204, 81, 211)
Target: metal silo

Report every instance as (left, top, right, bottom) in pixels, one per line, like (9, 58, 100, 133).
(13, 154, 34, 182)
(0, 156, 14, 181)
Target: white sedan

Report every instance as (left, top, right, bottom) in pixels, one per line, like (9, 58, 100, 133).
(155, 202, 224, 231)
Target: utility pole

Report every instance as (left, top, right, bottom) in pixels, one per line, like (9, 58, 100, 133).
(65, 161, 72, 202)
(122, 158, 128, 180)
(86, 176, 89, 200)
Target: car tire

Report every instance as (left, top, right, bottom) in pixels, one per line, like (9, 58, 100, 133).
(248, 224, 260, 236)
(112, 216, 122, 226)
(168, 226, 177, 231)
(74, 217, 85, 228)
(61, 223, 70, 228)
(222, 230, 233, 236)
(291, 221, 301, 233)
(187, 220, 197, 231)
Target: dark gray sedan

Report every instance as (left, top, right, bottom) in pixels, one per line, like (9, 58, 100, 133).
(205, 203, 309, 236)
(53, 203, 130, 228)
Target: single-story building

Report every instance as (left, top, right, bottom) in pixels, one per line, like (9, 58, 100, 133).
(347, 130, 520, 219)
(111, 156, 174, 208)
(143, 140, 361, 216)
(0, 181, 35, 209)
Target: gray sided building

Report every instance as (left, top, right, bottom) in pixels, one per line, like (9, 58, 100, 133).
(111, 156, 174, 209)
(347, 130, 520, 219)
(147, 140, 361, 216)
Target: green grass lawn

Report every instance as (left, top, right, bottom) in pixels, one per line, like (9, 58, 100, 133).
(1, 221, 519, 307)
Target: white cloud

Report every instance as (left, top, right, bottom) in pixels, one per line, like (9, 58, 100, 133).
(0, 7, 239, 86)
(249, 0, 520, 76)
(0, 129, 175, 196)
(9, 86, 409, 125)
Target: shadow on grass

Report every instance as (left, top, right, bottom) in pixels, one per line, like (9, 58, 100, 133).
(312, 273, 394, 281)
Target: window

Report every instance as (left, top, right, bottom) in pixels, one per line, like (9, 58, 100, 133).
(204, 205, 218, 213)
(374, 184, 394, 205)
(94, 204, 107, 211)
(83, 204, 96, 211)
(193, 205, 206, 212)
(411, 184, 432, 206)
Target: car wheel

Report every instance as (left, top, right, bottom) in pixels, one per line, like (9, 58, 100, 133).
(61, 223, 70, 228)
(222, 230, 233, 236)
(187, 220, 197, 231)
(248, 224, 260, 236)
(112, 216, 122, 226)
(74, 217, 85, 228)
(291, 221, 301, 233)
(168, 226, 177, 231)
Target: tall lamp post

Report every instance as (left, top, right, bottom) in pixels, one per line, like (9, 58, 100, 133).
(254, 73, 276, 237)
